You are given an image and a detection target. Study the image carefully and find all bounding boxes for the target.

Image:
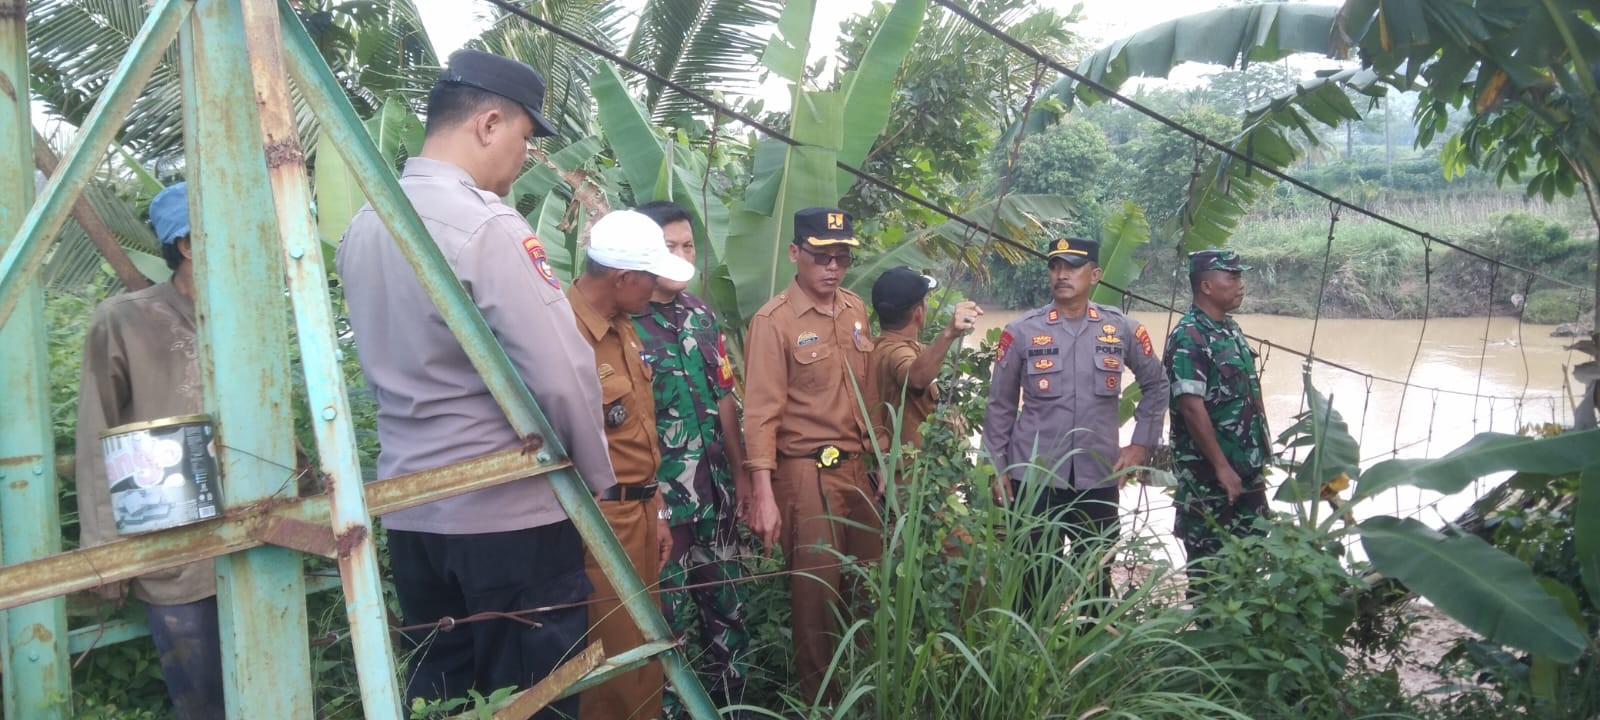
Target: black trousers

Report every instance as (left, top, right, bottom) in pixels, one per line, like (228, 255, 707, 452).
(389, 522, 592, 719)
(1012, 480, 1121, 614)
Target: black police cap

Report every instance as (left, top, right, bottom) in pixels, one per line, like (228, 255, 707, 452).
(1045, 237, 1099, 266)
(439, 49, 558, 137)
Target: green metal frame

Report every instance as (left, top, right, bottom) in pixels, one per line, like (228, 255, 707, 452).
(1, 1, 69, 717)
(0, 0, 718, 717)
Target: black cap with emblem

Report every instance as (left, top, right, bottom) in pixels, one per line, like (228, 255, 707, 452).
(1045, 237, 1099, 266)
(439, 49, 558, 137)
(793, 207, 860, 247)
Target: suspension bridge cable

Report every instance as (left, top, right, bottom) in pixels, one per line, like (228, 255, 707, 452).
(475, 0, 1562, 406)
(926, 0, 1588, 295)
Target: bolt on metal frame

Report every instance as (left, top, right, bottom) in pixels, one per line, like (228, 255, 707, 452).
(0, 0, 717, 716)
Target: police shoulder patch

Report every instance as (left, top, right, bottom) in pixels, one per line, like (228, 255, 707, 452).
(522, 236, 561, 289)
(997, 330, 1014, 363)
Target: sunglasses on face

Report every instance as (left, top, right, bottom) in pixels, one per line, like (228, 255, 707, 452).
(796, 245, 855, 268)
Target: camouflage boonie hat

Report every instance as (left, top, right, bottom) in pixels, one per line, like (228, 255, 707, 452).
(1188, 249, 1249, 274)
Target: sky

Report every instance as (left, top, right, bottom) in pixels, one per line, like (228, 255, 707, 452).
(412, 0, 1241, 103)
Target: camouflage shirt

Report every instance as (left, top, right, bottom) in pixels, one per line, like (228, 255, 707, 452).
(635, 292, 738, 526)
(1164, 304, 1272, 485)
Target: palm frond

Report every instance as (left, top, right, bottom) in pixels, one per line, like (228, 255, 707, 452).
(624, 0, 782, 124)
(472, 0, 623, 145)
(29, 0, 437, 168)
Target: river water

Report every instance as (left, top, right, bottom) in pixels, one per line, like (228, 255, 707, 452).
(970, 308, 1580, 564)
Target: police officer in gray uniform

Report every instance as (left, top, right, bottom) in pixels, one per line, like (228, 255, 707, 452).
(982, 237, 1168, 611)
(337, 50, 615, 717)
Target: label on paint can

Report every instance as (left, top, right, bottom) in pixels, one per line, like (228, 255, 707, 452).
(100, 414, 223, 535)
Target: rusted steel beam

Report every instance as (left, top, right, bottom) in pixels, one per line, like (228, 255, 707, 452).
(0, 449, 569, 612)
(0, 1, 71, 715)
(237, 0, 405, 711)
(182, 0, 314, 713)
(480, 643, 606, 720)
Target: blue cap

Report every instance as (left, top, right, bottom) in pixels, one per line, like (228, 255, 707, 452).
(149, 183, 190, 246)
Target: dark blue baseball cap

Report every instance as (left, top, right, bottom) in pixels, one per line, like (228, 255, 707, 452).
(439, 49, 558, 137)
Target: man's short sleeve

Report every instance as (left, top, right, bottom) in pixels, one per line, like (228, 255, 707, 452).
(1167, 325, 1211, 400)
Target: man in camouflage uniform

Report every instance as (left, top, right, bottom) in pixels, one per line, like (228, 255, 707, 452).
(632, 201, 752, 717)
(1164, 249, 1273, 589)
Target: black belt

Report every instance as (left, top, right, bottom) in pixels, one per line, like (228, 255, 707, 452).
(597, 482, 658, 501)
(780, 445, 858, 469)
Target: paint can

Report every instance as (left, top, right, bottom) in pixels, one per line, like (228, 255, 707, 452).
(100, 414, 223, 535)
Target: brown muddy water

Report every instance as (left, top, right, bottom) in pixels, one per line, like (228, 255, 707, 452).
(971, 308, 1582, 564)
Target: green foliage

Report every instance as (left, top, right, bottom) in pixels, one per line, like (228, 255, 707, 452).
(834, 0, 1081, 226)
(623, 0, 784, 125)
(1525, 289, 1590, 325)
(1436, 470, 1600, 719)
(1007, 117, 1112, 235)
(740, 333, 1249, 719)
(1184, 521, 1419, 719)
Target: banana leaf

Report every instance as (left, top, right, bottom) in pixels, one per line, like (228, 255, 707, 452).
(835, 0, 927, 195)
(1090, 200, 1149, 306)
(1274, 366, 1361, 503)
(759, 0, 815, 84)
(1022, 3, 1344, 134)
(1579, 463, 1600, 604)
(1360, 515, 1587, 663)
(1353, 429, 1600, 504)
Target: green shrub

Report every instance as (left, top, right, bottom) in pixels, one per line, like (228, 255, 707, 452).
(1523, 289, 1587, 325)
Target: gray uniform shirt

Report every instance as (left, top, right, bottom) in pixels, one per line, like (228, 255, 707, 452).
(982, 302, 1168, 490)
(337, 157, 615, 533)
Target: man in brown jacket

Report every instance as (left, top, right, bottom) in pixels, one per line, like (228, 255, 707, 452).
(75, 182, 223, 719)
(742, 207, 883, 701)
(868, 267, 982, 449)
(568, 209, 695, 719)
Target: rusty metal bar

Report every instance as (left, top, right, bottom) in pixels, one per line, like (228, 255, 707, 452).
(0, 2, 70, 715)
(66, 574, 343, 655)
(235, 0, 404, 713)
(181, 1, 312, 714)
(0, 449, 569, 612)
(0, 0, 189, 328)
(278, 7, 720, 716)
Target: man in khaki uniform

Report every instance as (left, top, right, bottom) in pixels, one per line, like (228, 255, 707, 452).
(568, 209, 695, 720)
(743, 207, 882, 700)
(868, 267, 982, 448)
(75, 182, 223, 719)
(338, 51, 615, 717)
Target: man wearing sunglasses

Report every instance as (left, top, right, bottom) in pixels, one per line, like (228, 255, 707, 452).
(742, 207, 881, 701)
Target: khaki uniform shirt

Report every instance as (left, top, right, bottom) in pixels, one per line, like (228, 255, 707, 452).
(743, 279, 874, 471)
(337, 157, 615, 534)
(870, 329, 938, 448)
(982, 302, 1168, 490)
(567, 286, 660, 486)
(74, 281, 215, 605)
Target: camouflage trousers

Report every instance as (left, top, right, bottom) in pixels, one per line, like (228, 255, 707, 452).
(660, 515, 750, 719)
(1174, 465, 1269, 595)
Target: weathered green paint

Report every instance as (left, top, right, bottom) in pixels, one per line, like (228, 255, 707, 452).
(181, 1, 311, 716)
(0, 0, 190, 329)
(0, 1, 71, 715)
(0, 449, 570, 612)
(66, 575, 342, 655)
(279, 7, 721, 717)
(237, 0, 403, 712)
